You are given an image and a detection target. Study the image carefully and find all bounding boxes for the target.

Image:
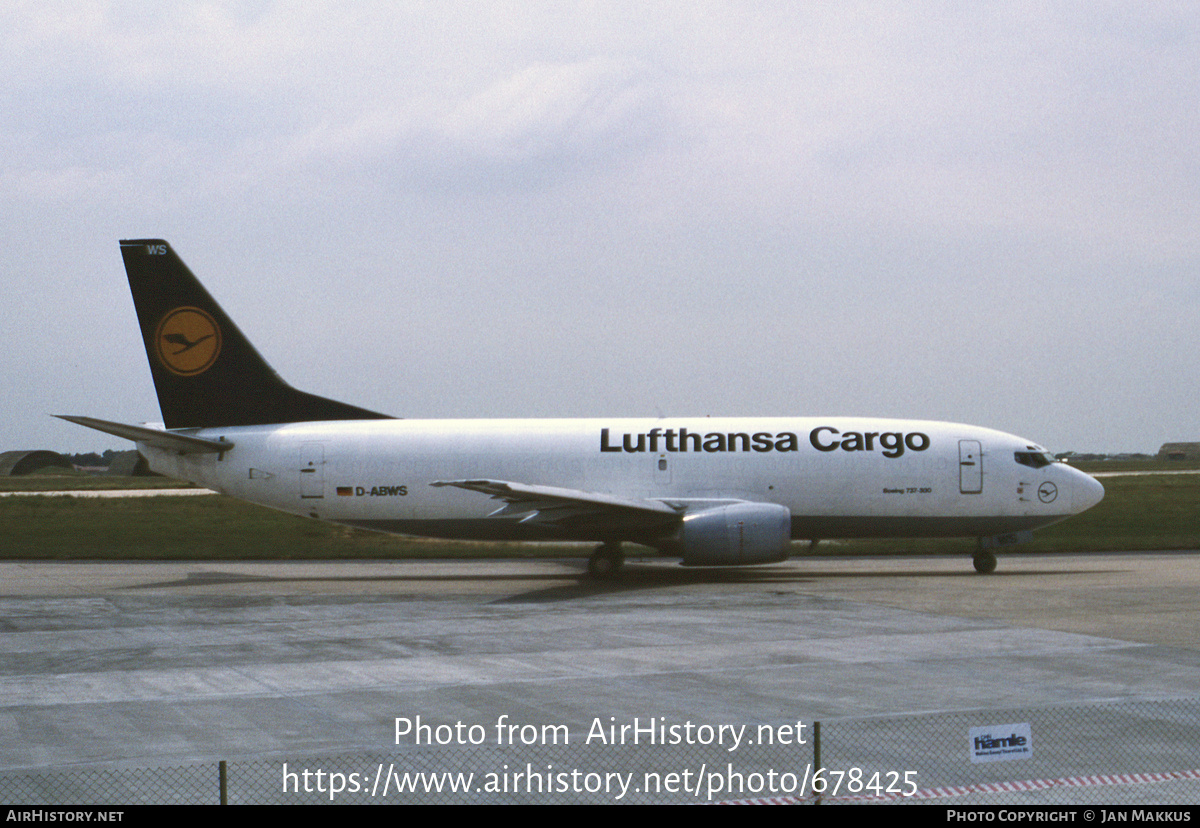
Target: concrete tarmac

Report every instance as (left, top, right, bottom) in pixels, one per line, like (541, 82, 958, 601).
(2, 552, 1199, 802)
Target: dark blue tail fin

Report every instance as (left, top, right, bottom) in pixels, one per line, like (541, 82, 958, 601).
(120, 239, 393, 429)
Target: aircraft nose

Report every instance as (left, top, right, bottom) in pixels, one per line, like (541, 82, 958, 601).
(1073, 470, 1105, 514)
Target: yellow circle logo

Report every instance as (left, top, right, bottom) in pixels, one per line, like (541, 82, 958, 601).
(155, 307, 221, 376)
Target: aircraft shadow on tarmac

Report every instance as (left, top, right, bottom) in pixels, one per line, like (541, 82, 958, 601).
(494, 562, 1119, 602)
(121, 559, 1116, 603)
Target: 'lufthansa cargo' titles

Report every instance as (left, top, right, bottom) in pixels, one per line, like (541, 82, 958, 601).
(600, 427, 931, 458)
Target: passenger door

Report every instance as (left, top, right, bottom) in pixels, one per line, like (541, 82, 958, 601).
(959, 440, 983, 494)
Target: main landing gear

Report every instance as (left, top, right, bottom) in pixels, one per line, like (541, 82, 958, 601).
(587, 542, 625, 577)
(972, 548, 997, 575)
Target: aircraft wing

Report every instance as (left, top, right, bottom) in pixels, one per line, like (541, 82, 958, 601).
(430, 478, 683, 535)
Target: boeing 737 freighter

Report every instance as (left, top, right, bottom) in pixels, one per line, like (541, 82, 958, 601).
(59, 240, 1104, 575)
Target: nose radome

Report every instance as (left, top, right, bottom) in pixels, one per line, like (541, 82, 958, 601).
(1074, 471, 1105, 513)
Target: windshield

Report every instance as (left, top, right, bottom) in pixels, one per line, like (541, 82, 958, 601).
(1014, 450, 1055, 469)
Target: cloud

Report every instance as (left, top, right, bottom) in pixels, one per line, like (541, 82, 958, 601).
(438, 58, 659, 163)
(251, 55, 675, 196)
(3, 3, 1199, 453)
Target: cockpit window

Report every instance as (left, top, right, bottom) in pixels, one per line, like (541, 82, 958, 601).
(1014, 451, 1054, 468)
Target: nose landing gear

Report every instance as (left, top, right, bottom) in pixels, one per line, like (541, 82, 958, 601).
(973, 548, 997, 574)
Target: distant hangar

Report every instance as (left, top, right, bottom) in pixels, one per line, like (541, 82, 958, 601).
(1158, 443, 1200, 462)
(0, 450, 73, 476)
(0, 449, 150, 477)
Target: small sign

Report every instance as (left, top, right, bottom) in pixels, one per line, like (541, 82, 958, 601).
(969, 723, 1032, 763)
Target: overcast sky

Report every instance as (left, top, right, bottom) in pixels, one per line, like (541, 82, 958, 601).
(4, 2, 1196, 455)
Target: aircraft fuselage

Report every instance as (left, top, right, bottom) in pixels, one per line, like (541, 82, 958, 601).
(142, 416, 1103, 545)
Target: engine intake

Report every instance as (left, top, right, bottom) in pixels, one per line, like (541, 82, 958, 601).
(676, 502, 792, 566)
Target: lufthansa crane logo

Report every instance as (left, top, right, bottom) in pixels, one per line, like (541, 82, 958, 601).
(155, 307, 221, 376)
(1037, 482, 1058, 504)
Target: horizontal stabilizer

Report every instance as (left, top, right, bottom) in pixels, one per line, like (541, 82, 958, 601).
(54, 415, 233, 454)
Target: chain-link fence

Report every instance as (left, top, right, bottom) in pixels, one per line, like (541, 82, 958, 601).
(4, 699, 1199, 805)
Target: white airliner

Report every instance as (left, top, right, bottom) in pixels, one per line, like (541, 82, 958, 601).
(59, 239, 1104, 575)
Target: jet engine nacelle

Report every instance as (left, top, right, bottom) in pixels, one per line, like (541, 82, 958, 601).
(677, 502, 792, 566)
